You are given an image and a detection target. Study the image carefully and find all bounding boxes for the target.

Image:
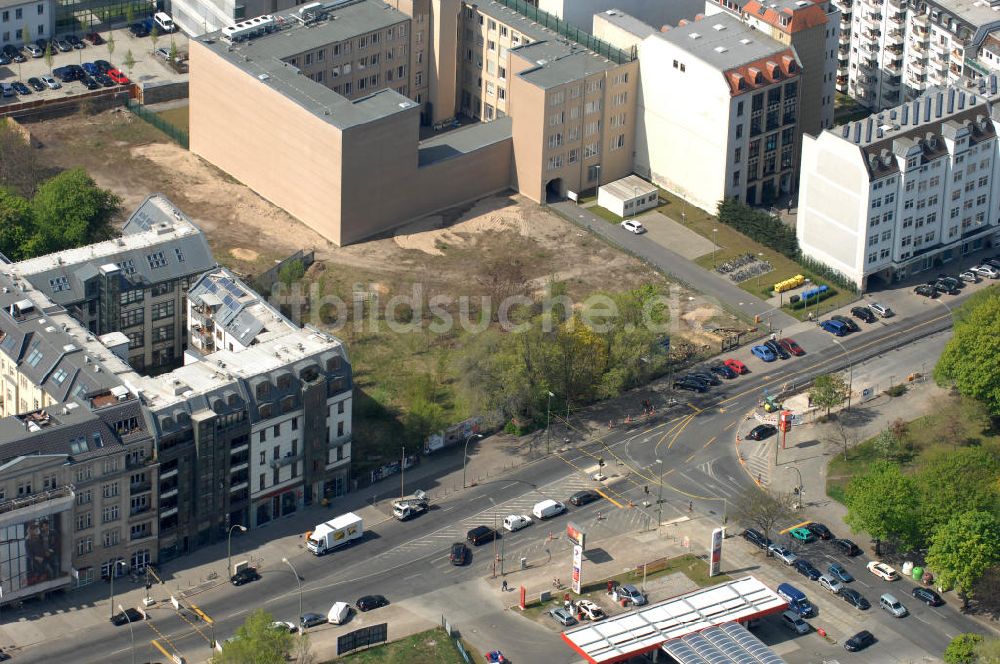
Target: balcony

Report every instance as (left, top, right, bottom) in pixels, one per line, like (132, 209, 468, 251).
(160, 507, 178, 519)
(230, 481, 249, 493)
(130, 480, 152, 495)
(0, 485, 75, 527)
(230, 442, 249, 455)
(230, 462, 249, 473)
(884, 90, 900, 102)
(130, 505, 151, 516)
(889, 12, 904, 24)
(887, 43, 903, 55)
(864, 29, 880, 40)
(160, 488, 178, 500)
(160, 468, 178, 481)
(886, 74, 902, 86)
(269, 451, 303, 469)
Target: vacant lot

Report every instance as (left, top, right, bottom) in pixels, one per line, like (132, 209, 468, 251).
(339, 628, 470, 664)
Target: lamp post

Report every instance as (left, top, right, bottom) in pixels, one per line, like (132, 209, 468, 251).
(830, 337, 854, 410)
(786, 466, 803, 509)
(462, 433, 482, 488)
(488, 498, 499, 579)
(109, 559, 128, 620)
(756, 252, 765, 290)
(655, 459, 664, 530)
(118, 603, 135, 664)
(712, 228, 719, 267)
(545, 391, 555, 454)
(227, 524, 247, 579)
(282, 557, 303, 628)
(400, 445, 406, 498)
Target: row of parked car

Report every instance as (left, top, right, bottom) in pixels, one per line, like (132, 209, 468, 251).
(750, 337, 805, 363)
(819, 302, 893, 336)
(0, 60, 129, 98)
(914, 261, 1000, 299)
(673, 358, 749, 392)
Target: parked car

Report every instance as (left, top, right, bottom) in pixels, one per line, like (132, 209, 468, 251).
(869, 302, 893, 317)
(110, 607, 145, 626)
(94, 59, 112, 73)
(833, 538, 861, 556)
(709, 363, 737, 379)
(914, 284, 938, 298)
(230, 568, 260, 586)
(155, 46, 171, 60)
(765, 339, 791, 360)
(971, 264, 1000, 279)
(569, 490, 601, 506)
(3, 44, 26, 63)
(767, 544, 798, 565)
(107, 68, 130, 85)
(355, 595, 389, 612)
(548, 606, 577, 626)
(841, 588, 870, 610)
(932, 279, 959, 295)
(25, 43, 43, 57)
(867, 561, 899, 581)
(780, 609, 810, 635)
(793, 558, 822, 580)
(851, 305, 876, 323)
(27, 77, 45, 91)
(84, 32, 105, 45)
(82, 76, 100, 90)
(805, 522, 833, 540)
(0, 83, 14, 98)
(66, 34, 85, 49)
(673, 377, 707, 393)
(611, 583, 647, 606)
(467, 526, 497, 546)
(129, 21, 151, 37)
(0, 51, 10, 65)
(741, 528, 769, 549)
(937, 274, 962, 289)
(41, 74, 63, 89)
(746, 424, 777, 441)
(831, 315, 860, 333)
(12, 81, 30, 95)
(844, 630, 875, 652)
(689, 371, 720, 386)
(912, 587, 944, 606)
(827, 563, 854, 583)
(789, 527, 816, 543)
(621, 220, 645, 234)
(55, 38, 72, 52)
(818, 574, 844, 594)
(959, 270, 979, 283)
(502, 514, 532, 532)
(778, 337, 804, 356)
(575, 599, 605, 621)
(820, 319, 849, 336)
(95, 73, 115, 87)
(449, 542, 469, 565)
(82, 62, 100, 76)
(299, 613, 326, 629)
(751, 345, 776, 362)
(724, 358, 748, 374)
(270, 621, 297, 633)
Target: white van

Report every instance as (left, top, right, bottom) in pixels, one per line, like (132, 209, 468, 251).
(780, 610, 810, 634)
(880, 593, 908, 617)
(328, 601, 350, 624)
(503, 514, 532, 532)
(532, 499, 566, 520)
(153, 12, 177, 33)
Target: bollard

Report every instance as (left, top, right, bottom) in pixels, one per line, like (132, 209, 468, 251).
(817, 628, 827, 637)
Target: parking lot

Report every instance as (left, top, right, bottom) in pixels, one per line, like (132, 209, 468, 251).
(0, 26, 188, 106)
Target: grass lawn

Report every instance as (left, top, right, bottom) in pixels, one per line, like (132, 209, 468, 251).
(338, 627, 473, 664)
(826, 393, 998, 503)
(155, 105, 189, 134)
(519, 553, 729, 620)
(834, 93, 873, 125)
(589, 204, 622, 224)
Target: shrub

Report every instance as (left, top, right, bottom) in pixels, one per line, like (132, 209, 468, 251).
(885, 384, 907, 397)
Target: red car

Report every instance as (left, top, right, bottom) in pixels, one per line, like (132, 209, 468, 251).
(778, 338, 805, 356)
(723, 358, 748, 375)
(107, 68, 130, 85)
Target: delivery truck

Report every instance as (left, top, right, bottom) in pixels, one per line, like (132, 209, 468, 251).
(306, 512, 363, 555)
(392, 490, 429, 521)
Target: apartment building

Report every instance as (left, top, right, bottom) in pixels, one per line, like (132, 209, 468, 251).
(0, 0, 51, 49)
(537, 0, 703, 33)
(634, 13, 803, 210)
(798, 80, 1000, 290)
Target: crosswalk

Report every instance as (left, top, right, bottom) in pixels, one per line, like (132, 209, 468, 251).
(742, 438, 772, 487)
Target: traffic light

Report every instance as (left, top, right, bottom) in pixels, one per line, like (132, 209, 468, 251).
(644, 485, 649, 494)
(598, 457, 605, 468)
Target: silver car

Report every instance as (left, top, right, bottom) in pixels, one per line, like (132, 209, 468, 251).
(768, 544, 798, 566)
(819, 574, 844, 594)
(548, 606, 577, 626)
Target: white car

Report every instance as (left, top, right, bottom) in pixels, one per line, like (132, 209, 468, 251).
(768, 544, 798, 565)
(867, 561, 899, 581)
(270, 620, 297, 633)
(576, 599, 606, 621)
(532, 499, 566, 520)
(971, 264, 1000, 279)
(502, 514, 532, 532)
(25, 43, 42, 57)
(959, 270, 979, 283)
(869, 302, 893, 318)
(620, 220, 646, 234)
(40, 75, 60, 89)
(818, 574, 844, 594)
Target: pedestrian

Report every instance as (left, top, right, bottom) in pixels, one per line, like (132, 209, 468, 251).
(502, 579, 508, 592)
(688, 501, 693, 513)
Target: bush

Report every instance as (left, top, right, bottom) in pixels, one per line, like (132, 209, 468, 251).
(945, 633, 984, 664)
(885, 384, 908, 397)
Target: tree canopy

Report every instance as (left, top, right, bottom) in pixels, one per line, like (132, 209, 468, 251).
(935, 288, 1000, 413)
(926, 511, 1000, 602)
(211, 608, 301, 664)
(810, 373, 849, 416)
(732, 485, 794, 546)
(945, 634, 985, 664)
(844, 460, 920, 552)
(916, 447, 1000, 537)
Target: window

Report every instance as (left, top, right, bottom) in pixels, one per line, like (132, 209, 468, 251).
(546, 155, 564, 170)
(51, 368, 68, 385)
(583, 143, 599, 158)
(103, 529, 120, 547)
(49, 276, 71, 293)
(26, 347, 43, 367)
(103, 506, 119, 523)
(609, 134, 625, 151)
(120, 309, 144, 329)
(77, 537, 93, 555)
(274, 423, 281, 437)
(152, 301, 174, 320)
(127, 331, 143, 349)
(146, 252, 167, 269)
(130, 523, 150, 541)
(103, 458, 118, 475)
(153, 324, 174, 343)
(102, 482, 119, 498)
(77, 513, 92, 531)
(77, 489, 93, 505)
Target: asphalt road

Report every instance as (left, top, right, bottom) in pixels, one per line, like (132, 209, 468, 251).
(12, 299, 978, 664)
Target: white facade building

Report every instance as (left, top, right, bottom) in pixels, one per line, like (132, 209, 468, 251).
(0, 0, 51, 48)
(798, 80, 1000, 289)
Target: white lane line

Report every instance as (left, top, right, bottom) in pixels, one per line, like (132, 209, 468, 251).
(500, 482, 519, 490)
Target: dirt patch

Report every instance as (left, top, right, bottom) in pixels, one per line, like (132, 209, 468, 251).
(230, 248, 260, 262)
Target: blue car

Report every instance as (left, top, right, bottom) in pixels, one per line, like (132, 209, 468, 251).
(82, 61, 99, 76)
(828, 563, 854, 583)
(751, 345, 776, 362)
(820, 319, 849, 336)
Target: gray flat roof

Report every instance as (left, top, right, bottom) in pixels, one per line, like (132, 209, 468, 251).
(595, 9, 658, 40)
(930, 0, 1000, 29)
(418, 117, 512, 166)
(200, 0, 418, 129)
(652, 13, 789, 71)
(515, 40, 620, 89)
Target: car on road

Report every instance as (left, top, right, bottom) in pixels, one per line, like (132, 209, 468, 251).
(502, 514, 532, 531)
(230, 567, 260, 586)
(548, 606, 577, 626)
(484, 649, 508, 663)
(467, 525, 498, 545)
(724, 358, 748, 374)
(111, 607, 144, 625)
(271, 621, 297, 633)
(532, 499, 566, 520)
(793, 558, 822, 580)
(880, 593, 908, 617)
(764, 339, 790, 360)
(25, 43, 43, 57)
(841, 588, 870, 610)
(914, 284, 938, 298)
(690, 371, 720, 386)
(789, 527, 816, 543)
(620, 220, 645, 234)
(767, 544, 798, 565)
(827, 563, 854, 583)
(108, 68, 130, 85)
(844, 630, 875, 652)
(576, 599, 606, 621)
(833, 538, 861, 556)
(299, 612, 326, 629)
(673, 377, 707, 392)
(450, 541, 469, 565)
(869, 302, 893, 318)
(851, 306, 876, 323)
(778, 338, 804, 356)
(85, 32, 105, 45)
(831, 315, 860, 333)
(818, 574, 844, 594)
(709, 363, 737, 379)
(971, 264, 1000, 279)
(40, 75, 60, 89)
(355, 595, 389, 612)
(867, 561, 899, 581)
(820, 319, 849, 336)
(12, 81, 30, 95)
(570, 490, 601, 506)
(912, 587, 944, 606)
(27, 77, 45, 91)
(746, 424, 777, 441)
(959, 270, 979, 283)
(742, 528, 770, 549)
(805, 522, 833, 540)
(751, 344, 776, 362)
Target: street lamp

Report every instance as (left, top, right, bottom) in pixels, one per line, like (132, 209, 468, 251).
(545, 390, 555, 454)
(227, 524, 247, 579)
(462, 433, 483, 488)
(756, 252, 765, 290)
(281, 557, 303, 629)
(786, 466, 803, 509)
(830, 337, 854, 410)
(109, 559, 128, 620)
(118, 603, 135, 664)
(655, 459, 664, 530)
(712, 228, 719, 267)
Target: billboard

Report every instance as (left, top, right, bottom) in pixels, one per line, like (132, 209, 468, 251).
(566, 522, 586, 549)
(0, 515, 61, 592)
(709, 527, 725, 577)
(571, 544, 583, 594)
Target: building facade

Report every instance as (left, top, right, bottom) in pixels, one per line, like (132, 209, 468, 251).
(798, 81, 1000, 289)
(0, 0, 51, 49)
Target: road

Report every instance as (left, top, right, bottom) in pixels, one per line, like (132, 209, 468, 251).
(12, 297, 981, 664)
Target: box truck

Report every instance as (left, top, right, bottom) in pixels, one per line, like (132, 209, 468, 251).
(306, 512, 363, 555)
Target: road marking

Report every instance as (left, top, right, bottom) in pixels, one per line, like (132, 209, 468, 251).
(500, 482, 518, 490)
(151, 640, 174, 661)
(403, 572, 421, 581)
(594, 489, 624, 508)
(724, 420, 738, 431)
(684, 453, 696, 463)
(778, 520, 813, 534)
(702, 436, 717, 449)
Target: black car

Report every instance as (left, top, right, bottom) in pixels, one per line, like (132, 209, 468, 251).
(793, 558, 821, 580)
(467, 525, 497, 546)
(709, 363, 737, 380)
(673, 377, 707, 393)
(844, 630, 875, 652)
(764, 339, 790, 360)
(27, 77, 45, 91)
(35, 38, 50, 51)
(842, 588, 870, 610)
(230, 567, 261, 586)
(12, 81, 31, 95)
(690, 372, 720, 386)
(2, 44, 26, 63)
(805, 522, 833, 540)
(110, 607, 145, 626)
(831, 315, 860, 333)
(914, 284, 938, 298)
(95, 73, 115, 87)
(746, 424, 777, 441)
(82, 76, 100, 90)
(449, 541, 469, 565)
(300, 612, 326, 628)
(94, 59, 113, 73)
(741, 528, 769, 549)
(129, 21, 151, 37)
(0, 51, 9, 65)
(570, 489, 601, 506)
(851, 306, 876, 323)
(833, 538, 862, 556)
(355, 595, 389, 612)
(912, 587, 944, 606)
(66, 34, 85, 49)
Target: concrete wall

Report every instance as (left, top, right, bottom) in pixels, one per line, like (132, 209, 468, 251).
(429, 0, 461, 122)
(140, 80, 190, 105)
(538, 0, 702, 33)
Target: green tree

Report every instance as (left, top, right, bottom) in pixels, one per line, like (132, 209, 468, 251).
(844, 460, 920, 554)
(871, 428, 901, 461)
(43, 41, 53, 75)
(810, 373, 849, 417)
(211, 608, 300, 664)
(976, 636, 1000, 663)
(125, 3, 135, 27)
(30, 168, 121, 254)
(278, 260, 306, 287)
(106, 31, 116, 65)
(916, 447, 1000, 537)
(150, 24, 159, 53)
(0, 189, 33, 261)
(935, 288, 1000, 413)
(926, 511, 1000, 608)
(945, 633, 985, 664)
(168, 39, 178, 63)
(733, 485, 795, 549)
(122, 49, 136, 78)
